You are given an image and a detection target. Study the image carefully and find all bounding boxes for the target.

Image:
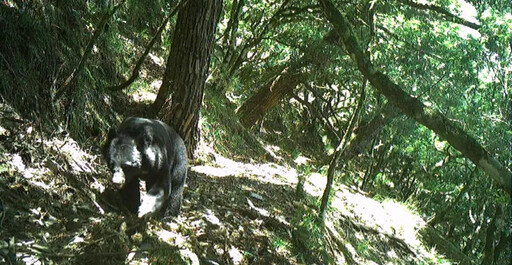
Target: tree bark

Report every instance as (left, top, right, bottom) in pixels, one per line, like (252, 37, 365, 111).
(237, 67, 303, 128)
(318, 0, 512, 194)
(153, 0, 223, 157)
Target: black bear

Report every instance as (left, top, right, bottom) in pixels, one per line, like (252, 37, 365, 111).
(103, 117, 187, 218)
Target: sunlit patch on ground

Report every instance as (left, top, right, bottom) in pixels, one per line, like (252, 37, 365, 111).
(0, 102, 448, 264)
(191, 140, 440, 264)
(332, 188, 425, 246)
(303, 172, 326, 197)
(192, 140, 297, 186)
(129, 90, 157, 103)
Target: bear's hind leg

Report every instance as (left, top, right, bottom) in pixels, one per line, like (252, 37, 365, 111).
(168, 165, 187, 217)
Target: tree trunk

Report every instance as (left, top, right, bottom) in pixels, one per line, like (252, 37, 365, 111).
(153, 0, 223, 157)
(237, 67, 302, 128)
(319, 147, 342, 221)
(428, 180, 471, 226)
(319, 0, 512, 194)
(481, 206, 501, 265)
(319, 81, 366, 221)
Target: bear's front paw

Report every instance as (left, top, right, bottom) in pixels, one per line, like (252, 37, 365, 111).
(138, 194, 161, 218)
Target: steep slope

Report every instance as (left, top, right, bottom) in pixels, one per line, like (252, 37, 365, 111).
(0, 102, 447, 264)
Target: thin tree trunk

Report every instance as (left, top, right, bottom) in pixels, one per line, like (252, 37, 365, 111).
(493, 232, 510, 264)
(362, 142, 387, 191)
(153, 0, 223, 157)
(319, 0, 511, 194)
(360, 137, 378, 190)
(319, 80, 366, 221)
(481, 206, 501, 265)
(221, 0, 244, 64)
(428, 179, 471, 226)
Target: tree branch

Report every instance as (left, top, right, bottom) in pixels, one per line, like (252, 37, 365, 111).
(397, 0, 480, 30)
(292, 93, 340, 141)
(318, 0, 511, 194)
(55, 1, 125, 99)
(107, 1, 184, 91)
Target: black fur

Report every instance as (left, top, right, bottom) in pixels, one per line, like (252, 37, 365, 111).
(104, 117, 187, 217)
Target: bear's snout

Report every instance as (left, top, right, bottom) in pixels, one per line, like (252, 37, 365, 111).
(112, 170, 126, 188)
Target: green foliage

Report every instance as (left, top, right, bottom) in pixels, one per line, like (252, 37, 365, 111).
(291, 205, 330, 264)
(1, 0, 510, 263)
(356, 240, 370, 256)
(202, 87, 267, 160)
(213, 0, 511, 263)
(0, 0, 178, 140)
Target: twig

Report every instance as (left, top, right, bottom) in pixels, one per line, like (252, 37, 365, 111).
(107, 0, 186, 91)
(55, 1, 126, 99)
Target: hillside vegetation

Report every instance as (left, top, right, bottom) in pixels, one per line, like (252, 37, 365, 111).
(0, 0, 510, 264)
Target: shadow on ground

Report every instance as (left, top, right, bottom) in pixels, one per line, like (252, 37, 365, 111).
(0, 101, 444, 265)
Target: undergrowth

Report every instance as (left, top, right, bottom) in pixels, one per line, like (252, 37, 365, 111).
(291, 202, 330, 264)
(202, 87, 267, 162)
(0, 0, 171, 142)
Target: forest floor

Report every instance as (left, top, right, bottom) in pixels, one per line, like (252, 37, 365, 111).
(0, 100, 445, 264)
